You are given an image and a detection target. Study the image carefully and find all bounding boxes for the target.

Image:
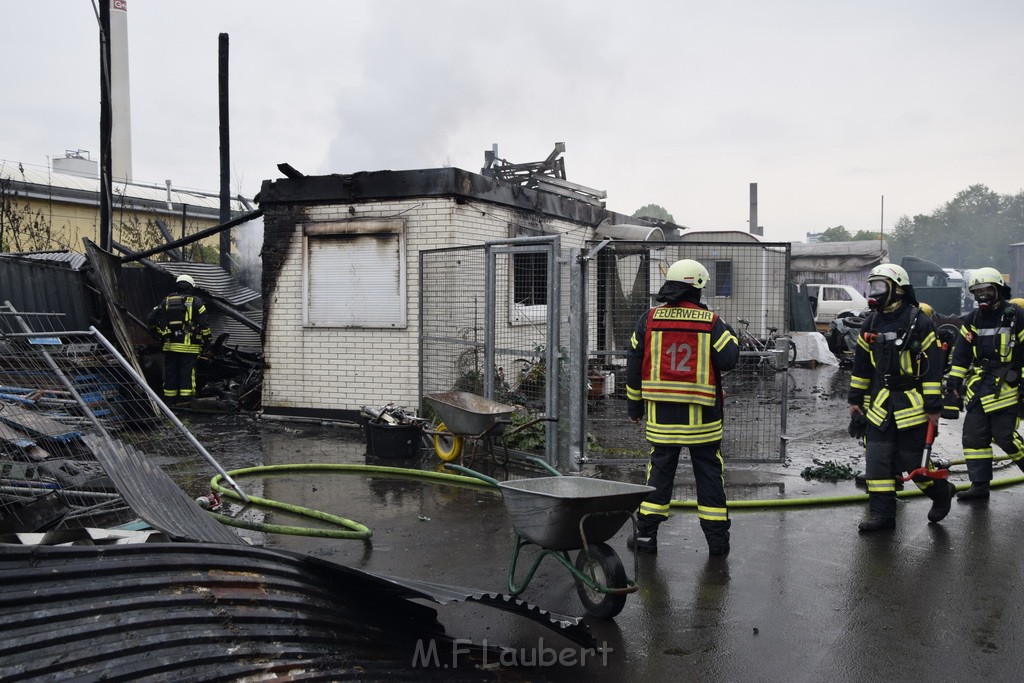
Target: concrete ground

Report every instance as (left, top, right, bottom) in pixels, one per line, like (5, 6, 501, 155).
(181, 364, 1024, 681)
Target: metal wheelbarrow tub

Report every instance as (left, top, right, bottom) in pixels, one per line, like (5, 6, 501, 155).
(497, 477, 655, 551)
(424, 391, 516, 437)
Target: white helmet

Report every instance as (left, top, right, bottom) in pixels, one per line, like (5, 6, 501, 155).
(175, 274, 196, 288)
(665, 259, 709, 289)
(867, 263, 910, 287)
(968, 267, 1003, 291)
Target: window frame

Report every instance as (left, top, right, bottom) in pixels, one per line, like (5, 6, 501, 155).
(301, 218, 407, 329)
(712, 259, 733, 298)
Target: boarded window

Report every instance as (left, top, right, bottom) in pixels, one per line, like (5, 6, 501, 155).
(302, 219, 407, 328)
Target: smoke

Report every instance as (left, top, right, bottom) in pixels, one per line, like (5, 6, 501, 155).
(326, 2, 621, 174)
(232, 214, 264, 291)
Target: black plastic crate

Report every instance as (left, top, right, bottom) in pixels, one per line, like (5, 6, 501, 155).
(365, 422, 421, 459)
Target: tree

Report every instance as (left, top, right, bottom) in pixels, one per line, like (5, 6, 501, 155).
(632, 204, 674, 223)
(887, 184, 1019, 270)
(850, 229, 881, 241)
(816, 226, 851, 242)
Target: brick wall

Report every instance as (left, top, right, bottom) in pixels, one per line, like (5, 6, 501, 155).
(261, 196, 594, 418)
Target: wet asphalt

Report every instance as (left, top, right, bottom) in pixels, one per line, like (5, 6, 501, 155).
(181, 365, 1024, 681)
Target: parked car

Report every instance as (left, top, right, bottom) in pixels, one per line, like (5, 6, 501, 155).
(804, 284, 869, 327)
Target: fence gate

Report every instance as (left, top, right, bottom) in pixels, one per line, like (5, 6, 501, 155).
(419, 237, 563, 466)
(581, 240, 791, 464)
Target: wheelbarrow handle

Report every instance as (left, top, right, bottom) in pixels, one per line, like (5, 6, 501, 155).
(527, 456, 562, 477)
(443, 463, 500, 487)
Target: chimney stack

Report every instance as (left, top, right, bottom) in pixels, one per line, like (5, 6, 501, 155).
(109, 0, 133, 182)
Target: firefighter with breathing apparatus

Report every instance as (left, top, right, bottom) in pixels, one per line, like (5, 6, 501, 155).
(945, 268, 1024, 501)
(625, 259, 740, 556)
(147, 274, 212, 403)
(847, 264, 955, 532)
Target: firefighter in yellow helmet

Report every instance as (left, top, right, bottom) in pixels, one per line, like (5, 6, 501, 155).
(945, 268, 1024, 501)
(625, 259, 740, 555)
(847, 263, 954, 532)
(146, 274, 212, 404)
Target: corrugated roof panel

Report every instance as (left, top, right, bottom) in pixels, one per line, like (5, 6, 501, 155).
(0, 160, 246, 213)
(158, 262, 261, 307)
(3, 250, 88, 270)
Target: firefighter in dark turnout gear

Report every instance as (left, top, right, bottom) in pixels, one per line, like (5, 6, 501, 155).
(146, 274, 211, 403)
(945, 268, 1024, 501)
(848, 263, 955, 532)
(626, 259, 740, 555)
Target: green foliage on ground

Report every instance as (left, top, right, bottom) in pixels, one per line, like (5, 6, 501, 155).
(800, 459, 856, 482)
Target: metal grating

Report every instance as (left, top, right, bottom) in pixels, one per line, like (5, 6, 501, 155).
(584, 240, 791, 464)
(0, 306, 245, 536)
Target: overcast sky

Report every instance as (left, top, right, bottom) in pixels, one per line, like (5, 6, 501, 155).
(2, 1, 1022, 242)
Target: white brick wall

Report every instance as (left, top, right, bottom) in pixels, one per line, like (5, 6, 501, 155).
(263, 197, 596, 415)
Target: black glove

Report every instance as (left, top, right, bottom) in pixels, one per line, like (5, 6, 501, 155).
(848, 411, 868, 439)
(945, 377, 963, 397)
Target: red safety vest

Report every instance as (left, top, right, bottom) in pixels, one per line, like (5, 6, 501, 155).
(641, 303, 718, 406)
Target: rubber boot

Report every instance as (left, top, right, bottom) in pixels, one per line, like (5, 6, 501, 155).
(709, 543, 730, 556)
(858, 515, 896, 533)
(956, 482, 990, 502)
(927, 481, 955, 523)
(627, 519, 658, 554)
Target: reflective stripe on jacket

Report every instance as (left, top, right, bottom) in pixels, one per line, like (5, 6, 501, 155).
(947, 303, 1024, 413)
(626, 300, 740, 429)
(148, 293, 211, 354)
(847, 305, 943, 430)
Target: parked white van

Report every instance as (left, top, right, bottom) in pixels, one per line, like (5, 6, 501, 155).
(804, 284, 869, 326)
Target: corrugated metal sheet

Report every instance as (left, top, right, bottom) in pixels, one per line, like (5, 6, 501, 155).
(0, 257, 97, 332)
(158, 262, 261, 308)
(0, 542, 513, 681)
(2, 250, 88, 270)
(80, 434, 246, 545)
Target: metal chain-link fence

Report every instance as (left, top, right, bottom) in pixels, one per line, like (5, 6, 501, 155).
(419, 238, 791, 466)
(583, 240, 791, 463)
(0, 304, 242, 534)
(419, 240, 563, 464)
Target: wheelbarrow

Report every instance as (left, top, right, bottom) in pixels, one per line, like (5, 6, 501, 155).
(447, 457, 655, 619)
(423, 391, 549, 465)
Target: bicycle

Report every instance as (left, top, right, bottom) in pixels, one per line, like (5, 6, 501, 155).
(735, 318, 796, 372)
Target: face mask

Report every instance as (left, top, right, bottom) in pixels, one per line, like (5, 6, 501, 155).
(973, 286, 997, 310)
(867, 281, 889, 311)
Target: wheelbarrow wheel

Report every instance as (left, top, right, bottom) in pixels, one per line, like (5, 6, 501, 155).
(574, 542, 628, 619)
(433, 422, 464, 462)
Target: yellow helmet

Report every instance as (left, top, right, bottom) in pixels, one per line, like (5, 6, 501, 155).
(1009, 297, 1024, 308)
(665, 259, 709, 289)
(919, 302, 934, 317)
(968, 267, 1004, 291)
(868, 263, 910, 287)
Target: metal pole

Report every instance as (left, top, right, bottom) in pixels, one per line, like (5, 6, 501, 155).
(98, 0, 113, 251)
(90, 325, 249, 502)
(218, 33, 232, 272)
(880, 195, 884, 249)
